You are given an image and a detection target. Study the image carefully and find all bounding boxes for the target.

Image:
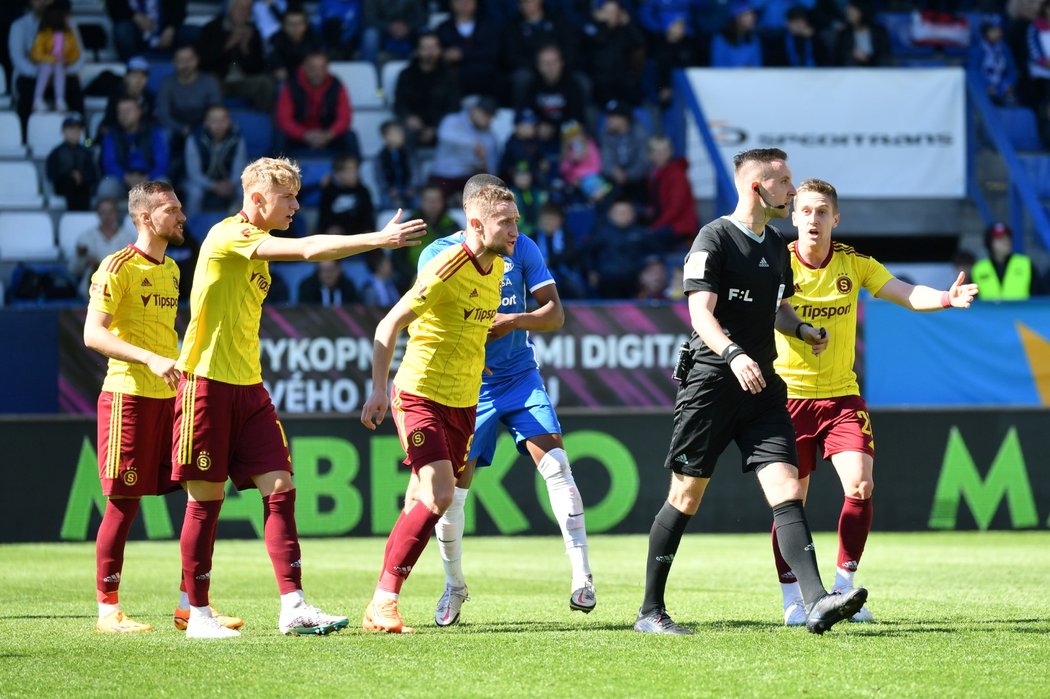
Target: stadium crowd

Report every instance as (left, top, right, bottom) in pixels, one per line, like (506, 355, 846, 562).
(1, 0, 1048, 304)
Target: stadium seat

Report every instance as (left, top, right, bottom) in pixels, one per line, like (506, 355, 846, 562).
(58, 211, 98, 262)
(270, 261, 316, 304)
(185, 211, 225, 243)
(297, 159, 331, 207)
(230, 109, 274, 160)
(380, 60, 408, 107)
(0, 69, 11, 109)
(0, 212, 59, 261)
(0, 112, 26, 157)
(0, 162, 45, 208)
(353, 109, 394, 159)
(1019, 154, 1050, 199)
(329, 61, 384, 109)
(26, 112, 66, 159)
(358, 157, 382, 205)
(564, 205, 596, 245)
(995, 106, 1043, 152)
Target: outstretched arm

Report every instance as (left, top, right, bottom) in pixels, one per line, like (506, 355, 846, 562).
(253, 209, 426, 262)
(875, 272, 978, 311)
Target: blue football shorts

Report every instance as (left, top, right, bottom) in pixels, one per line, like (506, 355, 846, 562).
(470, 370, 562, 467)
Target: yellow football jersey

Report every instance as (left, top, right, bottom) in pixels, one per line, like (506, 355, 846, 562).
(178, 212, 272, 385)
(775, 241, 894, 399)
(394, 243, 505, 408)
(88, 245, 180, 399)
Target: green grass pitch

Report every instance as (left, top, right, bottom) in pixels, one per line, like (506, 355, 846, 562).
(1, 532, 1048, 698)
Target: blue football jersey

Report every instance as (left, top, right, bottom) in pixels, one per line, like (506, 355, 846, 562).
(418, 233, 555, 380)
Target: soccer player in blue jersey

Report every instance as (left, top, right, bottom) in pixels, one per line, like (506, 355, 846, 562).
(414, 175, 595, 626)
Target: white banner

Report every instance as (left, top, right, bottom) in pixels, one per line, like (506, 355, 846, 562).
(684, 68, 966, 199)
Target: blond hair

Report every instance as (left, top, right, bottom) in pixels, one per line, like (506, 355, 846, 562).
(795, 178, 838, 212)
(464, 184, 515, 219)
(241, 156, 301, 194)
(128, 180, 174, 216)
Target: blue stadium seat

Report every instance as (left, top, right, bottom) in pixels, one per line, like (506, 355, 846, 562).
(229, 109, 273, 158)
(995, 106, 1043, 152)
(269, 261, 316, 304)
(297, 159, 331, 207)
(1020, 154, 1050, 199)
(564, 205, 596, 246)
(185, 211, 226, 243)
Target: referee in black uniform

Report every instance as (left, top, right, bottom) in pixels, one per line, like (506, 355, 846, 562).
(634, 148, 867, 635)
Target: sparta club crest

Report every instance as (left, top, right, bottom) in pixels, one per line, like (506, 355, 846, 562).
(836, 276, 853, 294)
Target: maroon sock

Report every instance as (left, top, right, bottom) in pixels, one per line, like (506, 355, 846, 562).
(96, 499, 141, 604)
(838, 496, 873, 572)
(771, 522, 796, 584)
(378, 502, 441, 594)
(180, 500, 222, 607)
(381, 510, 408, 579)
(263, 490, 302, 595)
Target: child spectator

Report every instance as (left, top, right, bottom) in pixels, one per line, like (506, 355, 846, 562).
(534, 201, 587, 299)
(635, 255, 669, 301)
(585, 198, 656, 299)
(499, 109, 550, 186)
(376, 120, 415, 210)
(558, 120, 610, 204)
(970, 15, 1017, 105)
(509, 161, 548, 238)
(317, 154, 375, 235)
(46, 113, 98, 211)
(30, 3, 80, 112)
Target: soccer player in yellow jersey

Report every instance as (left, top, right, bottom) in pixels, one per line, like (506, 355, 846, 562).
(772, 178, 978, 625)
(83, 181, 196, 633)
(172, 156, 426, 638)
(359, 180, 515, 633)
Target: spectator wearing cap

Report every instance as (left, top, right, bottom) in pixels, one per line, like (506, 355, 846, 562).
(197, 0, 276, 111)
(46, 113, 98, 211)
(98, 56, 157, 142)
(499, 108, 550, 185)
(764, 7, 829, 67)
(711, 1, 763, 68)
(393, 32, 460, 148)
(98, 96, 170, 200)
(599, 100, 648, 204)
(182, 104, 247, 216)
(106, 0, 186, 61)
(275, 50, 360, 157)
(972, 223, 1046, 299)
(969, 15, 1017, 106)
(516, 44, 589, 150)
(580, 0, 646, 107)
(428, 95, 500, 200)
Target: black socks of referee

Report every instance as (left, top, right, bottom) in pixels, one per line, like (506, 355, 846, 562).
(772, 499, 826, 608)
(641, 501, 691, 615)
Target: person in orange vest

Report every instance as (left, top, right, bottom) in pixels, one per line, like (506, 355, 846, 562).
(971, 222, 1045, 300)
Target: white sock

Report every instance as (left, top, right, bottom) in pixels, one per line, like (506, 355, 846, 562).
(177, 591, 190, 610)
(373, 589, 398, 601)
(436, 487, 468, 589)
(280, 589, 306, 612)
(834, 568, 856, 591)
(189, 604, 213, 620)
(780, 581, 802, 608)
(98, 602, 120, 620)
(538, 449, 591, 585)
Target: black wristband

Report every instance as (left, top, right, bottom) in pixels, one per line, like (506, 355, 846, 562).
(721, 343, 746, 366)
(795, 322, 813, 340)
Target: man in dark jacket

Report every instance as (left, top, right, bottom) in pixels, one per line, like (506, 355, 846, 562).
(46, 114, 98, 211)
(106, 0, 186, 60)
(196, 0, 275, 111)
(298, 260, 360, 306)
(394, 32, 460, 148)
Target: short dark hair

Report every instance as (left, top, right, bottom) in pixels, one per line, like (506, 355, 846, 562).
(539, 201, 564, 218)
(332, 153, 359, 170)
(380, 120, 402, 136)
(128, 181, 174, 215)
(733, 148, 788, 172)
(463, 174, 508, 200)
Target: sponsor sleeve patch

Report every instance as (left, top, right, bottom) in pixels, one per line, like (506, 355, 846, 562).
(683, 252, 708, 281)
